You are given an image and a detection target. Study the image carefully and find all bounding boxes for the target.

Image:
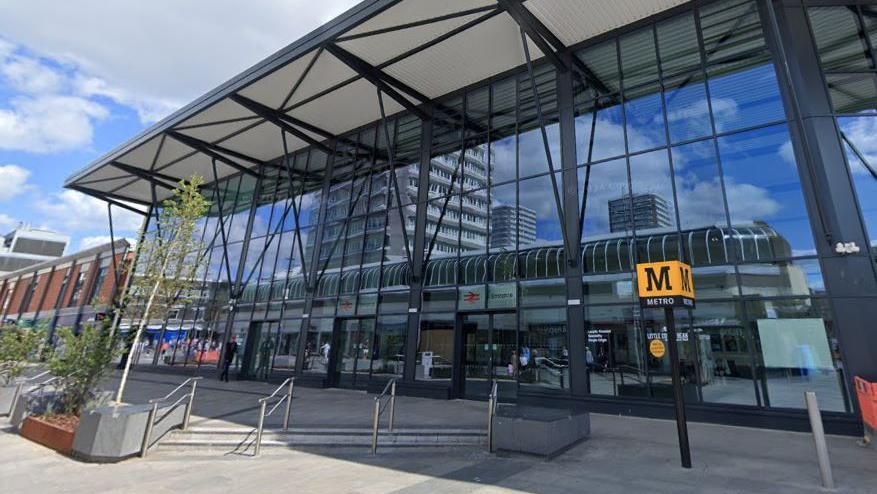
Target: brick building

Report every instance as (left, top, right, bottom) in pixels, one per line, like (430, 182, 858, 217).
(0, 239, 131, 338)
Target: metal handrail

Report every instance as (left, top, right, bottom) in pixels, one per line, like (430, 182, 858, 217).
(4, 370, 52, 416)
(5, 373, 57, 417)
(487, 380, 498, 452)
(140, 377, 202, 457)
(149, 377, 202, 405)
(254, 378, 294, 456)
(371, 378, 397, 454)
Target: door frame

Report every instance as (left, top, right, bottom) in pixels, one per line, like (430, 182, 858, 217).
(454, 309, 516, 400)
(327, 315, 377, 389)
(240, 319, 280, 380)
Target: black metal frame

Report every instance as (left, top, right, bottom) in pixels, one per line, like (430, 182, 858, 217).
(66, 0, 877, 433)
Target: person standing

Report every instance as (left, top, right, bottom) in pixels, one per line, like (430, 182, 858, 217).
(220, 336, 238, 382)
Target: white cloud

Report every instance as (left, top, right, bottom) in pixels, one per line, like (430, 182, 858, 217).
(838, 117, 877, 176)
(0, 164, 32, 201)
(0, 44, 113, 153)
(72, 74, 178, 124)
(79, 235, 136, 251)
(0, 212, 17, 229)
(0, 94, 108, 153)
(0, 0, 360, 124)
(35, 190, 142, 233)
(1, 54, 64, 94)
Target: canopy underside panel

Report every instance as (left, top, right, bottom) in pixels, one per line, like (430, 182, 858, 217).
(66, 0, 689, 204)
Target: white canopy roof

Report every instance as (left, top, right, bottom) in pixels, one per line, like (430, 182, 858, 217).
(65, 0, 687, 206)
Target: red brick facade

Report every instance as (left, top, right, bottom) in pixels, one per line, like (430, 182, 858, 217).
(0, 242, 131, 322)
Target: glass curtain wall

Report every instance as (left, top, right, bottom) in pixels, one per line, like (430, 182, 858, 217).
(574, 0, 847, 412)
(129, 0, 855, 414)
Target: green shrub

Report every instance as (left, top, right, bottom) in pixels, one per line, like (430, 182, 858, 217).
(48, 321, 118, 416)
(0, 325, 45, 386)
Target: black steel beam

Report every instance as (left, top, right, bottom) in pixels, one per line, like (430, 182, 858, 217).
(166, 130, 262, 178)
(325, 43, 432, 121)
(109, 161, 180, 190)
(498, 0, 567, 73)
(335, 5, 497, 42)
(499, 0, 613, 96)
(68, 185, 151, 211)
(232, 92, 383, 161)
(229, 93, 335, 155)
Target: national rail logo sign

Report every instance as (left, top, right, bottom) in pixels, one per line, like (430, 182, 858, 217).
(636, 261, 696, 308)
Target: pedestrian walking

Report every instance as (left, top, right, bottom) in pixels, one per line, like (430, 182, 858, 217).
(220, 336, 238, 382)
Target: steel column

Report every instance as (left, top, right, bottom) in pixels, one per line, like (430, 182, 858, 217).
(558, 53, 588, 396)
(402, 118, 433, 383)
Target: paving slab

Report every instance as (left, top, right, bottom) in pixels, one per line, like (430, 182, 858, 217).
(3, 407, 876, 493)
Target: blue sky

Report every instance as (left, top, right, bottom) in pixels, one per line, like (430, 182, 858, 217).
(0, 0, 357, 252)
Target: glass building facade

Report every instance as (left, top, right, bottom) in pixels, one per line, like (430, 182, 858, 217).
(76, 0, 877, 433)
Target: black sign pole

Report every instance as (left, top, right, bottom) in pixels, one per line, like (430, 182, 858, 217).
(665, 306, 692, 469)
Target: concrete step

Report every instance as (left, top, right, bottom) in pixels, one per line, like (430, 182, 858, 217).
(155, 426, 487, 454)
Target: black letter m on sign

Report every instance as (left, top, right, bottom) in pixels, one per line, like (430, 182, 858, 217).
(680, 266, 691, 293)
(645, 266, 672, 292)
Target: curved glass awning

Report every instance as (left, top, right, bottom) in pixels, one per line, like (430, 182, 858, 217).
(239, 223, 786, 302)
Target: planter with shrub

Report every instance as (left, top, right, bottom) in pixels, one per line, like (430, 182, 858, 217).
(18, 323, 116, 455)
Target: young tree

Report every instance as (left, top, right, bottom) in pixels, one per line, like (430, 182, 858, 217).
(48, 322, 117, 416)
(0, 325, 45, 386)
(115, 176, 210, 403)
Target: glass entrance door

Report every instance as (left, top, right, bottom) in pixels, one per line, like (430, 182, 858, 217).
(461, 312, 517, 400)
(241, 321, 279, 380)
(332, 318, 375, 389)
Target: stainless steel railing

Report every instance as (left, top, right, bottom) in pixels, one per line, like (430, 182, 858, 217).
(254, 377, 295, 456)
(371, 378, 397, 455)
(487, 380, 498, 452)
(140, 377, 202, 457)
(4, 370, 52, 416)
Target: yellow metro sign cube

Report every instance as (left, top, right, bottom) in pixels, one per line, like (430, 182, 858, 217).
(636, 260, 695, 308)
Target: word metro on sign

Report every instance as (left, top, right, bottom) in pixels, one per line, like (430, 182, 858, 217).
(636, 261, 695, 309)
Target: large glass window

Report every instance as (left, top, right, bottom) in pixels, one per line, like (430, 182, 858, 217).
(809, 6, 877, 264)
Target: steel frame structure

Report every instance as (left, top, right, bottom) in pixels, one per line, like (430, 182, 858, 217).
(57, 0, 877, 434)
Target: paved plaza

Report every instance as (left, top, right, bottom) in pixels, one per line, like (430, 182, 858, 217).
(2, 367, 876, 493)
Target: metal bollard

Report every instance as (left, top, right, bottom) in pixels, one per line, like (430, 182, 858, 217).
(388, 381, 396, 432)
(487, 392, 495, 453)
(805, 391, 835, 490)
(255, 400, 267, 457)
(141, 402, 158, 457)
(183, 380, 197, 430)
(371, 398, 380, 455)
(283, 379, 294, 432)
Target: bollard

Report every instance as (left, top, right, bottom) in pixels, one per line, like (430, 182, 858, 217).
(487, 389, 495, 453)
(805, 391, 834, 490)
(388, 380, 396, 432)
(141, 402, 158, 457)
(371, 398, 380, 455)
(283, 379, 294, 432)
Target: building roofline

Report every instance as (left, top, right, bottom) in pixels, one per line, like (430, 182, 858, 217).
(0, 239, 131, 281)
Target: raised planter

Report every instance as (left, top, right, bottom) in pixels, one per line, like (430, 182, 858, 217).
(72, 402, 186, 462)
(19, 415, 78, 455)
(493, 405, 590, 459)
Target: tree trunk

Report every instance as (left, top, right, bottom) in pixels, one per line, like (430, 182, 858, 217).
(114, 247, 171, 404)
